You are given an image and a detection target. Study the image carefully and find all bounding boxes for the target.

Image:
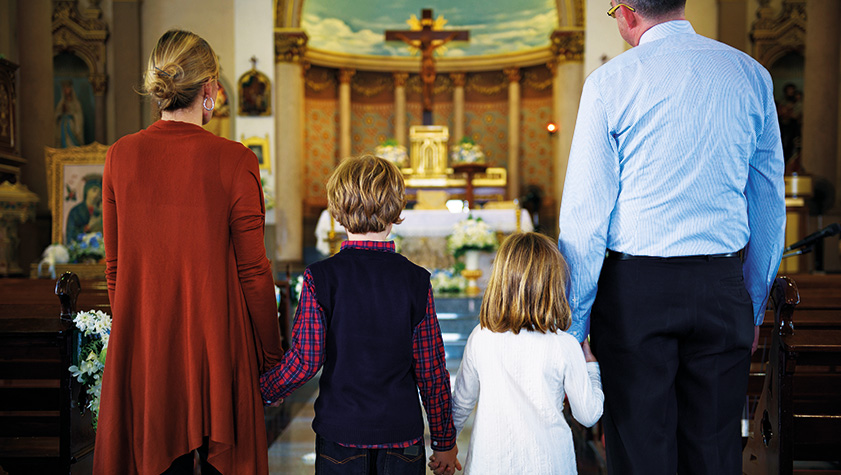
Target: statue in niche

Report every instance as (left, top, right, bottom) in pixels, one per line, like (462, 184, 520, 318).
(54, 80, 84, 147)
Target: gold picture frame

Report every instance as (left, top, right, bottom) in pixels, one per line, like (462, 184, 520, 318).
(241, 134, 271, 172)
(238, 67, 271, 116)
(45, 142, 108, 244)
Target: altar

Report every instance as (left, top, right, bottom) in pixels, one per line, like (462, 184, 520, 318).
(315, 208, 533, 270)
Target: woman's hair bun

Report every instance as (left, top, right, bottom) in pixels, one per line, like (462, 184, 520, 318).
(141, 30, 219, 113)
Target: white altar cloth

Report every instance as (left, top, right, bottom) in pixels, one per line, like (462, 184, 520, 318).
(315, 208, 533, 257)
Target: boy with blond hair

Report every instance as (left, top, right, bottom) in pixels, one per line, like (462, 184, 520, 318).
(261, 155, 461, 475)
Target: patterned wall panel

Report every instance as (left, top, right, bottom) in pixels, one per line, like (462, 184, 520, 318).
(351, 103, 392, 156)
(464, 101, 508, 168)
(520, 97, 554, 197)
(304, 98, 338, 202)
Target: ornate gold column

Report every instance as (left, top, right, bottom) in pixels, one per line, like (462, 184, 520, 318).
(802, 0, 841, 208)
(339, 68, 355, 159)
(393, 72, 408, 147)
(450, 73, 466, 142)
(550, 29, 585, 215)
(274, 29, 307, 263)
(505, 67, 521, 200)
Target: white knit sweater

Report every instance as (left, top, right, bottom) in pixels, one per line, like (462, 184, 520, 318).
(452, 325, 604, 474)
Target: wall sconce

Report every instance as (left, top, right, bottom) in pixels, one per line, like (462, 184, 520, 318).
(546, 122, 558, 135)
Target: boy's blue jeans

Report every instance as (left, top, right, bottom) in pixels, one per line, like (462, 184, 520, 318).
(315, 435, 425, 475)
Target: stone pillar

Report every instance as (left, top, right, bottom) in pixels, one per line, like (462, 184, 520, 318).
(274, 30, 307, 263)
(505, 67, 521, 200)
(339, 68, 355, 159)
(16, 0, 53, 267)
(802, 0, 841, 209)
(393, 72, 408, 147)
(111, 0, 142, 142)
(18, 0, 53, 213)
(451, 73, 466, 142)
(550, 29, 586, 219)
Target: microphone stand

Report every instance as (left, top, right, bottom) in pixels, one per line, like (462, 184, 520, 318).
(781, 246, 813, 260)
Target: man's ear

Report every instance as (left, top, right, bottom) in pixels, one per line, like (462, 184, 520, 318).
(619, 5, 637, 28)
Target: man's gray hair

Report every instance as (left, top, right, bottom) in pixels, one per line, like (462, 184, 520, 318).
(626, 0, 686, 18)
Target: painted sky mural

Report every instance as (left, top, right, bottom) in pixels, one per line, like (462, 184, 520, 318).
(301, 0, 559, 57)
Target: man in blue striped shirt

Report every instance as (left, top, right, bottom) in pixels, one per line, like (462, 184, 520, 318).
(558, 0, 786, 473)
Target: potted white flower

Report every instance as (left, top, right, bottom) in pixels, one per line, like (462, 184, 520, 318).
(450, 137, 486, 165)
(447, 216, 498, 294)
(375, 139, 408, 168)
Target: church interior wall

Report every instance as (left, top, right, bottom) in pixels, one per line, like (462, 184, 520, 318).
(3, 0, 841, 273)
(234, 0, 275, 165)
(302, 100, 337, 211)
(520, 64, 555, 229)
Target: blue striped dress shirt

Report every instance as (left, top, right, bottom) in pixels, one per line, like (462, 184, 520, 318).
(558, 20, 786, 342)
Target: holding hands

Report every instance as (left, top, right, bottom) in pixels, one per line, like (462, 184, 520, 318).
(582, 338, 597, 363)
(428, 446, 462, 475)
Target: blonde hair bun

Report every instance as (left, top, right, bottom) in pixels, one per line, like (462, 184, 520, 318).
(142, 30, 219, 113)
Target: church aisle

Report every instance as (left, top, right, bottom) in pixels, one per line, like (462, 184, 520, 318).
(267, 367, 474, 475)
(266, 357, 602, 474)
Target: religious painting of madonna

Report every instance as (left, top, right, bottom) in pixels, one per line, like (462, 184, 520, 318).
(238, 67, 271, 116)
(45, 143, 108, 248)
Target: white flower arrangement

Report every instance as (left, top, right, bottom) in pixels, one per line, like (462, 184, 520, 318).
(447, 216, 499, 258)
(430, 268, 468, 293)
(67, 309, 111, 429)
(450, 138, 486, 165)
(375, 139, 409, 168)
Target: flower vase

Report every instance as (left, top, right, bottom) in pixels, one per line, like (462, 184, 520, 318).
(461, 249, 483, 295)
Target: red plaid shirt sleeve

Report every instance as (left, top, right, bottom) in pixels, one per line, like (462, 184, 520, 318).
(259, 269, 324, 403)
(414, 284, 457, 451)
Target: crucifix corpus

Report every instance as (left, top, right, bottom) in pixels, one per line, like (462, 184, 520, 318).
(385, 8, 469, 125)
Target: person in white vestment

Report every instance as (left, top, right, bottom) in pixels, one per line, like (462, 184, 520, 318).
(432, 232, 604, 474)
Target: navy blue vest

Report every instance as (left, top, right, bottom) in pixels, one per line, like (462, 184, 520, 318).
(308, 247, 430, 445)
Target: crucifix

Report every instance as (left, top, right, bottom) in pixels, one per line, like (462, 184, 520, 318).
(385, 9, 469, 125)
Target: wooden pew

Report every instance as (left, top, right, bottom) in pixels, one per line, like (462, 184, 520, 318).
(0, 273, 107, 474)
(742, 275, 841, 474)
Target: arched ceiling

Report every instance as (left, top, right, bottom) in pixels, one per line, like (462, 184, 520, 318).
(279, 0, 564, 57)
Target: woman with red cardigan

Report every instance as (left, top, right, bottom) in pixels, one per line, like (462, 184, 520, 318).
(94, 29, 283, 474)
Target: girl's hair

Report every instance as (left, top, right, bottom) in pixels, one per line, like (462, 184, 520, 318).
(142, 29, 219, 112)
(479, 232, 571, 334)
(327, 155, 406, 234)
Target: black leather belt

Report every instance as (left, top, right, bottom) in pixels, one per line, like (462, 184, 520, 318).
(605, 249, 743, 261)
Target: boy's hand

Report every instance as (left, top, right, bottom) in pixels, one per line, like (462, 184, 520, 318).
(582, 339, 597, 363)
(265, 398, 283, 407)
(428, 446, 461, 475)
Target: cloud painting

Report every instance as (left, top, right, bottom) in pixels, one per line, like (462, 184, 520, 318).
(301, 0, 558, 57)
